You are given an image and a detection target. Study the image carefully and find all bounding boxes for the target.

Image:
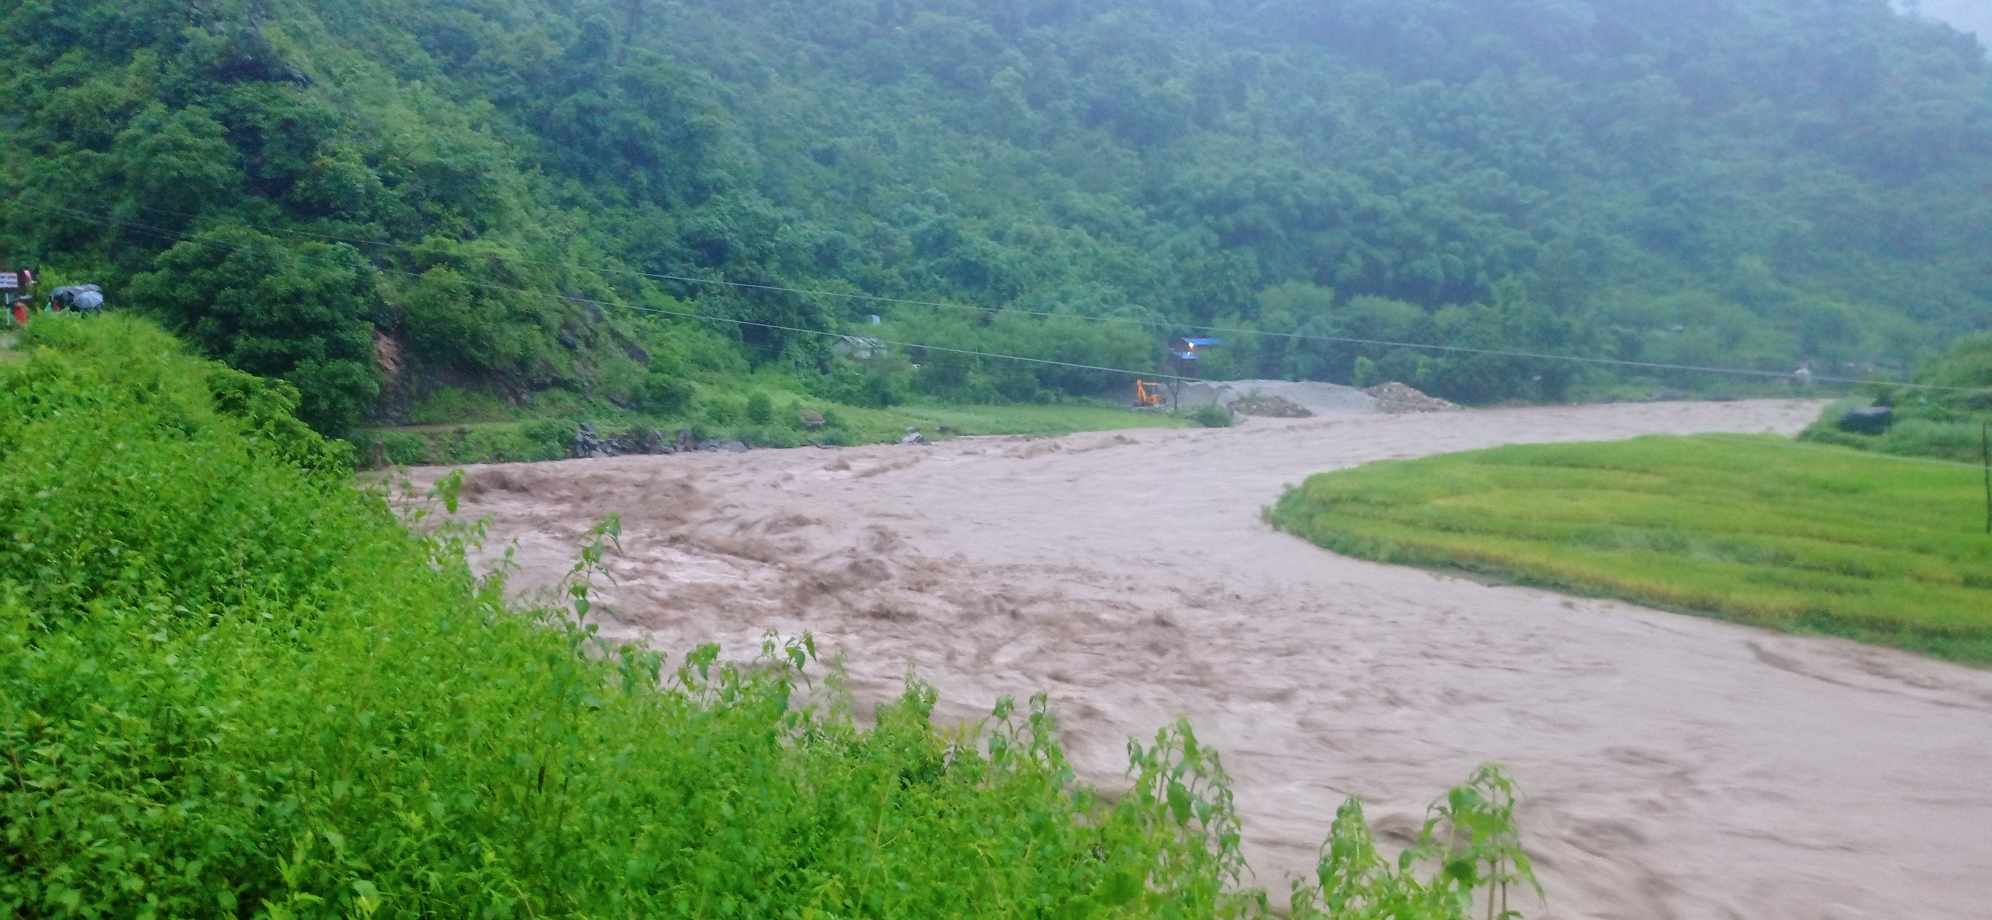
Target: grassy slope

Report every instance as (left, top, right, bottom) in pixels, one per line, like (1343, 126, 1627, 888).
(1, 315, 1526, 918)
(357, 395, 1186, 466)
(1801, 398, 1989, 464)
(1271, 436, 1992, 664)
(1798, 335, 1992, 464)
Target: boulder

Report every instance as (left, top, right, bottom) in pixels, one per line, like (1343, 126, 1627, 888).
(573, 423, 616, 459)
(1837, 406, 1893, 435)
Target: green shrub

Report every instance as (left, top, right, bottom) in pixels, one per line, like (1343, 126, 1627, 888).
(410, 386, 513, 425)
(350, 430, 434, 467)
(1353, 355, 1380, 388)
(1800, 337, 1991, 463)
(1190, 404, 1236, 428)
(522, 418, 579, 459)
(596, 354, 648, 405)
(814, 361, 911, 408)
(378, 431, 429, 466)
(640, 372, 696, 416)
(527, 388, 589, 417)
(745, 390, 774, 425)
(702, 394, 743, 426)
(458, 423, 573, 463)
(125, 226, 382, 434)
(0, 318, 1541, 919)
(1884, 417, 1982, 459)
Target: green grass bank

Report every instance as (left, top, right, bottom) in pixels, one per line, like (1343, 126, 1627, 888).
(1271, 436, 1992, 664)
(1798, 333, 1991, 464)
(354, 398, 1185, 467)
(3, 315, 1539, 917)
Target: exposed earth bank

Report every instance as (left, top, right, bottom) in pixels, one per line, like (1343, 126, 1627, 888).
(413, 400, 1992, 919)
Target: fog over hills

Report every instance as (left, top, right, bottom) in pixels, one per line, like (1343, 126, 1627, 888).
(1904, 0, 1992, 46)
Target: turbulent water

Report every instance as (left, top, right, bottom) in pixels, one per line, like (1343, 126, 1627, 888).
(416, 400, 1992, 919)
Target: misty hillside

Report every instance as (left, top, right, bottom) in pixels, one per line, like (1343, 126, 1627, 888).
(2, 0, 1988, 430)
(1904, 1, 1992, 44)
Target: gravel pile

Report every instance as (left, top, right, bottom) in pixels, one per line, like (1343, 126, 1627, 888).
(1228, 392, 1314, 418)
(1364, 382, 1460, 414)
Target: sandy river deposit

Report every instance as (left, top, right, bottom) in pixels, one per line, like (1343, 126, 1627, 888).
(412, 400, 1992, 919)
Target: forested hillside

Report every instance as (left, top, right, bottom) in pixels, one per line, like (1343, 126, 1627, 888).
(3, 0, 1988, 431)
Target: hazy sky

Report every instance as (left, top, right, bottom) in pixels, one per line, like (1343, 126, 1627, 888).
(1901, 0, 1992, 45)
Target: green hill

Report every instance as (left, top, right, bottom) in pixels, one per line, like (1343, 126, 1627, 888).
(3, 0, 1988, 431)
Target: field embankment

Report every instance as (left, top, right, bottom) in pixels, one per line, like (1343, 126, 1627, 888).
(1270, 436, 1992, 663)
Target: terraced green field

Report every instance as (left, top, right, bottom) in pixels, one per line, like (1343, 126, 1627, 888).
(1272, 435, 1992, 664)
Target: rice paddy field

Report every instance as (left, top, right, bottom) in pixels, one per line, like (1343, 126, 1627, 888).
(1271, 435, 1992, 664)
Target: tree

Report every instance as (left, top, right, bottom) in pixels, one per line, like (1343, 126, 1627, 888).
(112, 106, 243, 227)
(130, 227, 381, 433)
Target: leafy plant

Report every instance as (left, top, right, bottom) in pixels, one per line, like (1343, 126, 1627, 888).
(636, 370, 695, 416)
(1190, 403, 1236, 428)
(2, 313, 1549, 920)
(745, 390, 774, 425)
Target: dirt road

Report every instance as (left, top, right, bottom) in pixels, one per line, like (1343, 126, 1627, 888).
(417, 400, 1992, 918)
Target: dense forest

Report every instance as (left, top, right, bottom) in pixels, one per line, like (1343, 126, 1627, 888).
(2, 0, 1988, 431)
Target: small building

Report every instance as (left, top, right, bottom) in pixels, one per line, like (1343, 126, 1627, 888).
(831, 335, 887, 361)
(1168, 337, 1222, 378)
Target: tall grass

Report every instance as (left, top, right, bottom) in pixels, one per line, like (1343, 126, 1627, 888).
(2, 315, 1536, 917)
(1271, 435, 1992, 663)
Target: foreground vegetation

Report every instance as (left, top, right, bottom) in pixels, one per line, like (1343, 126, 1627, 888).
(2, 316, 1541, 917)
(1801, 333, 1992, 463)
(1272, 436, 1992, 664)
(4, 0, 1989, 433)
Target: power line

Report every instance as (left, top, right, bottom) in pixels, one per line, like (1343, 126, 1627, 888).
(24, 200, 1991, 397)
(14, 202, 1201, 383)
(22, 202, 1992, 475)
(18, 199, 1992, 397)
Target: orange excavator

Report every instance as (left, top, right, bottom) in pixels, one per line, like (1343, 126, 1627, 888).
(1134, 379, 1168, 408)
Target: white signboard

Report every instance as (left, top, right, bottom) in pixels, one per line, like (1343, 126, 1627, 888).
(0, 273, 19, 290)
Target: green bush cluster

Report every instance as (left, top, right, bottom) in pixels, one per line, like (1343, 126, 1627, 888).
(1190, 404, 1236, 428)
(1800, 334, 1992, 463)
(2, 318, 1539, 917)
(638, 372, 697, 417)
(409, 387, 516, 426)
(744, 391, 775, 425)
